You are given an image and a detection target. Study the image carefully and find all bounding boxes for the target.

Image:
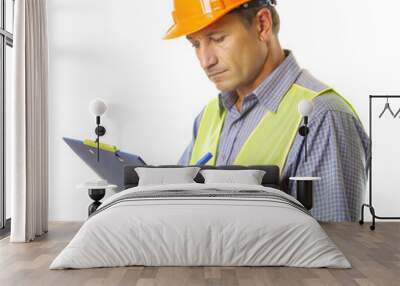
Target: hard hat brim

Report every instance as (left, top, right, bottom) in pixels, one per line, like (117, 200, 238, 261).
(163, 1, 249, 40)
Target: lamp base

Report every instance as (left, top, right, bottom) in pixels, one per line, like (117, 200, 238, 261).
(88, 188, 106, 216)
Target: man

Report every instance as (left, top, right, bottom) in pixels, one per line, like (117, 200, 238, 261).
(165, 0, 370, 222)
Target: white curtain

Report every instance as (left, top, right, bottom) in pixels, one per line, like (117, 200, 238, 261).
(10, 0, 49, 242)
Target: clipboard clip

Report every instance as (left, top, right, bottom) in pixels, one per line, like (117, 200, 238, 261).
(115, 152, 125, 162)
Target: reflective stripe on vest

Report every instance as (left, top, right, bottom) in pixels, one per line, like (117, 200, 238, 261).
(189, 84, 360, 174)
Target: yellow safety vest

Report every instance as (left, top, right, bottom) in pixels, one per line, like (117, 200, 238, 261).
(189, 84, 360, 175)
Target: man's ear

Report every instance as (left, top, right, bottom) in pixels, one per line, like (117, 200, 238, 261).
(255, 8, 273, 42)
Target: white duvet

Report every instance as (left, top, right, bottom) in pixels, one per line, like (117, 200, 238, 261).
(50, 183, 351, 269)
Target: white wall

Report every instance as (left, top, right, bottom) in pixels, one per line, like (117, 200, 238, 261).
(48, 0, 400, 221)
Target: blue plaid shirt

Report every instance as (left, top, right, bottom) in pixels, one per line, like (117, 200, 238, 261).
(178, 50, 370, 222)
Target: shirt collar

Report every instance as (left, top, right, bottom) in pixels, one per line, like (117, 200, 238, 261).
(218, 50, 302, 113)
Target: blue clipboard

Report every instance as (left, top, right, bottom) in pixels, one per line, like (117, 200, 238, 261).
(63, 137, 146, 189)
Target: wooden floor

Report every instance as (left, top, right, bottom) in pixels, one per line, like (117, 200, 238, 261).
(0, 222, 399, 286)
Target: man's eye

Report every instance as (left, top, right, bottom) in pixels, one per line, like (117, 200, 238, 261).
(191, 42, 200, 49)
(212, 36, 226, 43)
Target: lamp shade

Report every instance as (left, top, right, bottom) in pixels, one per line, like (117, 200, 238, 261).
(298, 100, 314, 117)
(89, 99, 107, 116)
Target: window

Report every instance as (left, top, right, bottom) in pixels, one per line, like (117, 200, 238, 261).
(0, 0, 14, 234)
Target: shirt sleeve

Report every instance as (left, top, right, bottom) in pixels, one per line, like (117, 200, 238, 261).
(177, 109, 204, 166)
(282, 109, 370, 222)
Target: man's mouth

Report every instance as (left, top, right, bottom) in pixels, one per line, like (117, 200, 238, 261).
(208, 70, 227, 78)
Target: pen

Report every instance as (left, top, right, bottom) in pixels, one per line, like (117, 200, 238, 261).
(196, 152, 213, 166)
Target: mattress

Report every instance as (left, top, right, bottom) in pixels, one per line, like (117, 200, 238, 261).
(50, 183, 351, 269)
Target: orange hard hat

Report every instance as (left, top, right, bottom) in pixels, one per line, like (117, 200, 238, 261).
(164, 0, 276, 40)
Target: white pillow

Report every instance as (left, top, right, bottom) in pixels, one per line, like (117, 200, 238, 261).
(200, 169, 266, 185)
(135, 167, 201, 186)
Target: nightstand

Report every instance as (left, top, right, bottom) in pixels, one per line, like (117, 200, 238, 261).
(289, 177, 321, 210)
(77, 182, 117, 216)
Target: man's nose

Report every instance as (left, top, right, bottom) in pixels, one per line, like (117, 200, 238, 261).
(198, 46, 218, 71)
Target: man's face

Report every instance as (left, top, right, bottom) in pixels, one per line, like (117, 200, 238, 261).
(187, 13, 268, 92)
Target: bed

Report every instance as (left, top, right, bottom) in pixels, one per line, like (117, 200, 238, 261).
(50, 165, 350, 269)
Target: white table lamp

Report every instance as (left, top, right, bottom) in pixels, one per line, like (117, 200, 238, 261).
(298, 100, 314, 162)
(89, 98, 108, 162)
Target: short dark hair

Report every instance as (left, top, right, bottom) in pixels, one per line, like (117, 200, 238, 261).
(233, 2, 280, 34)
